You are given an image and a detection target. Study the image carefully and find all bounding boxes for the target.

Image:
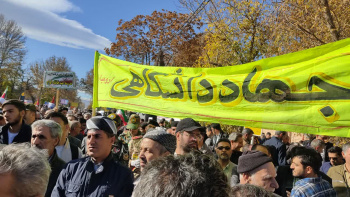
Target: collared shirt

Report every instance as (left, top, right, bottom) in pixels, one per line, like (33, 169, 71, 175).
(55, 138, 82, 163)
(291, 177, 336, 197)
(222, 161, 239, 186)
(327, 164, 350, 196)
(345, 164, 350, 187)
(52, 154, 134, 196)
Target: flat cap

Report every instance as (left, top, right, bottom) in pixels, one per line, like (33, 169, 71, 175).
(143, 128, 176, 154)
(237, 150, 273, 174)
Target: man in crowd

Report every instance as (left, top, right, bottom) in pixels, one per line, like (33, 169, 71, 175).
(69, 120, 83, 141)
(140, 122, 148, 135)
(316, 135, 333, 162)
(238, 150, 279, 192)
(327, 142, 350, 196)
(0, 99, 31, 144)
(46, 112, 82, 162)
(175, 118, 204, 155)
(79, 118, 87, 135)
(242, 128, 254, 146)
(290, 146, 336, 196)
(52, 116, 134, 196)
(310, 139, 325, 154)
(58, 107, 68, 116)
(167, 120, 178, 135)
(66, 114, 77, 121)
(125, 114, 143, 170)
(266, 132, 271, 140)
(215, 138, 239, 186)
(320, 146, 344, 174)
(31, 119, 66, 197)
(0, 143, 51, 197)
(24, 104, 36, 125)
(133, 152, 230, 197)
(106, 113, 129, 166)
(158, 118, 166, 128)
(229, 132, 243, 164)
(209, 123, 228, 150)
(302, 134, 315, 147)
(198, 129, 213, 156)
(263, 130, 288, 166)
(83, 112, 91, 120)
(139, 128, 176, 172)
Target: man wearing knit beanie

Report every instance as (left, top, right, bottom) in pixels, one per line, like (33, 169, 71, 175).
(139, 128, 176, 171)
(238, 150, 279, 192)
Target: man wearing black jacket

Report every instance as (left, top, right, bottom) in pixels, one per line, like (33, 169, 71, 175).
(31, 119, 66, 197)
(0, 99, 31, 144)
(52, 116, 134, 196)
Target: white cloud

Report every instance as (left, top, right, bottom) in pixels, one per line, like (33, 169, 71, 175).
(0, 0, 111, 50)
(8, 0, 82, 13)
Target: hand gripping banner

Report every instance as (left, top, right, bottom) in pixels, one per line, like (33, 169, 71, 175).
(93, 38, 350, 137)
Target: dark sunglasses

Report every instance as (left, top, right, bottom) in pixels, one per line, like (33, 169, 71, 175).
(217, 146, 230, 151)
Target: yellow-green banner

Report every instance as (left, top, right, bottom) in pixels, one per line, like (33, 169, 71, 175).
(93, 39, 350, 137)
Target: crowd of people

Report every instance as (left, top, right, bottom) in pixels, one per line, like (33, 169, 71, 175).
(0, 99, 348, 196)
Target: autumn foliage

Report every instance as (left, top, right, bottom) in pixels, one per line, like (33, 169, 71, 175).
(105, 10, 203, 67)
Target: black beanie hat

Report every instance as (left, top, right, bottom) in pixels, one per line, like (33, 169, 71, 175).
(237, 150, 273, 174)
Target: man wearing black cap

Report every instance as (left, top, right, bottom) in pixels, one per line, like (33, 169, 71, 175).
(238, 150, 279, 192)
(167, 120, 178, 136)
(175, 118, 204, 155)
(0, 99, 31, 144)
(52, 116, 134, 196)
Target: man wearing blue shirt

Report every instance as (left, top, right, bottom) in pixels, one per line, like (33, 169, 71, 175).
(290, 146, 336, 197)
(320, 146, 344, 174)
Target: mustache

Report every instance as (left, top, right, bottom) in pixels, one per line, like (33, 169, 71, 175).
(32, 144, 43, 149)
(140, 157, 147, 164)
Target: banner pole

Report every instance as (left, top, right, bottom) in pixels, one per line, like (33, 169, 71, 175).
(56, 89, 60, 111)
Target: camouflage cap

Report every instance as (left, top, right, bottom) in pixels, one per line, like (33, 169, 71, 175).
(126, 114, 140, 129)
(107, 113, 122, 127)
(25, 104, 37, 112)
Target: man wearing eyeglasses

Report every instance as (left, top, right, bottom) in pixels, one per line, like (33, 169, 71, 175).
(175, 118, 204, 155)
(215, 138, 239, 186)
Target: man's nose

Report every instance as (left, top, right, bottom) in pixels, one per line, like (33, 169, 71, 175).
(32, 137, 39, 145)
(271, 178, 279, 189)
(88, 136, 96, 144)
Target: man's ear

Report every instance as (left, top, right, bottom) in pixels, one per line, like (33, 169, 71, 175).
(305, 166, 314, 174)
(110, 136, 116, 144)
(176, 132, 181, 140)
(53, 137, 60, 147)
(241, 173, 251, 184)
(20, 110, 25, 118)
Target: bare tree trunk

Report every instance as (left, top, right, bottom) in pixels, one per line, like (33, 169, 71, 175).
(318, 0, 340, 41)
